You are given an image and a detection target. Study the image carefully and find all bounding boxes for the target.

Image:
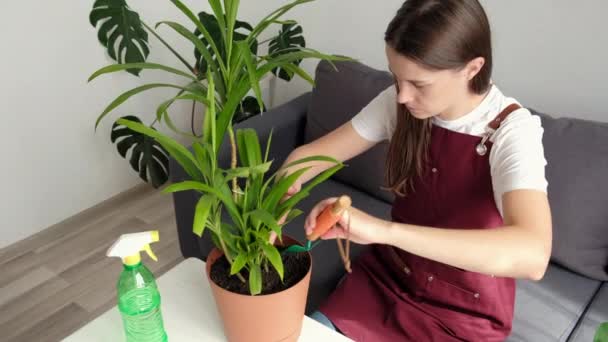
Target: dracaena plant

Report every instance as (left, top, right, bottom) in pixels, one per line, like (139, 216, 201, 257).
(596, 323, 608, 342)
(89, 0, 348, 188)
(119, 72, 344, 295)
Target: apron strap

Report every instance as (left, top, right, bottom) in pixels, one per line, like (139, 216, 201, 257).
(476, 103, 522, 156)
(488, 103, 521, 130)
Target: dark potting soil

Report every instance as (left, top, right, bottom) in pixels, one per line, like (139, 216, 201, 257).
(210, 251, 311, 295)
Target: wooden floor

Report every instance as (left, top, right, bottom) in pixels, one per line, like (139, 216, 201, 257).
(0, 184, 184, 342)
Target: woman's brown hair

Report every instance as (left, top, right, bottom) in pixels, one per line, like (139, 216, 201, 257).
(384, 0, 493, 196)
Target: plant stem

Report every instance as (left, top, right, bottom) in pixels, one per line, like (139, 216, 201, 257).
(257, 36, 274, 46)
(220, 238, 246, 283)
(142, 22, 196, 74)
(228, 125, 238, 199)
(190, 100, 197, 136)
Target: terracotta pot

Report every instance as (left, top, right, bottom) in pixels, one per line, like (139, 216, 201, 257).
(205, 235, 312, 342)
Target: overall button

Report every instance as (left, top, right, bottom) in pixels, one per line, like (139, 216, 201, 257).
(431, 167, 438, 173)
(473, 293, 480, 299)
(427, 275, 434, 282)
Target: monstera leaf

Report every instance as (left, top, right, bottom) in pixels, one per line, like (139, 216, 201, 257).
(111, 116, 169, 188)
(233, 96, 265, 123)
(269, 23, 306, 81)
(90, 0, 150, 76)
(193, 11, 257, 76)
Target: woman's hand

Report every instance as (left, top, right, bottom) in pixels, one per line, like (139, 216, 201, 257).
(304, 197, 390, 245)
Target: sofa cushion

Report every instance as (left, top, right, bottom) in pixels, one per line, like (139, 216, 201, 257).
(305, 60, 395, 204)
(568, 283, 608, 342)
(507, 263, 601, 342)
(534, 111, 608, 281)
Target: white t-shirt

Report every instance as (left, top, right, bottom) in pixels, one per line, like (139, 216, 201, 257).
(351, 84, 548, 216)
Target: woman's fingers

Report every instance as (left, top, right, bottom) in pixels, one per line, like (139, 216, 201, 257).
(304, 197, 338, 235)
(320, 225, 347, 240)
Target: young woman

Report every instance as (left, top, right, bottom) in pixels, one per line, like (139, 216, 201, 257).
(278, 0, 552, 340)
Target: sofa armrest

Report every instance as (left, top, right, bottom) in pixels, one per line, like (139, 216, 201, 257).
(171, 92, 312, 260)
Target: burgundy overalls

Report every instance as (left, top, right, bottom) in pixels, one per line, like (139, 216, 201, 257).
(319, 105, 521, 341)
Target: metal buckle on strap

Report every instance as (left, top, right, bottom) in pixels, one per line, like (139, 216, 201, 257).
(476, 128, 495, 156)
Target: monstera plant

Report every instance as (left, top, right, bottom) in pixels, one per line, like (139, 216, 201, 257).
(89, 0, 325, 188)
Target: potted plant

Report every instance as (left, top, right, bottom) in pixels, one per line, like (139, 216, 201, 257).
(89, 1, 351, 341)
(597, 322, 608, 342)
(88, 0, 329, 189)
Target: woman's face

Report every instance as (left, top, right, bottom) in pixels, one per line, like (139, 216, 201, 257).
(385, 44, 479, 120)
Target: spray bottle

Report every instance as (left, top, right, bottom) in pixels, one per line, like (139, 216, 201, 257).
(107, 231, 168, 342)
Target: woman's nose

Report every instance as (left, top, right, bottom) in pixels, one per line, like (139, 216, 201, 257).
(397, 85, 414, 104)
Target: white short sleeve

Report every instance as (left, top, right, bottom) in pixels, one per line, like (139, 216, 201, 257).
(350, 86, 398, 142)
(489, 107, 548, 214)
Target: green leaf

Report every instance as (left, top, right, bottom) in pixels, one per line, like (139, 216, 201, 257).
(193, 12, 256, 80)
(154, 94, 199, 139)
(89, 0, 149, 75)
(88, 63, 195, 82)
(249, 263, 262, 295)
(230, 253, 248, 275)
(595, 323, 608, 342)
(279, 155, 342, 173)
(224, 161, 272, 181)
(280, 62, 315, 87)
(111, 116, 169, 188)
(156, 20, 222, 80)
(264, 128, 274, 163)
(270, 20, 297, 25)
(203, 71, 217, 152)
(283, 208, 304, 225)
(193, 195, 215, 237)
(279, 164, 344, 213)
(215, 78, 252, 153)
(192, 142, 212, 180)
(116, 118, 203, 181)
(237, 41, 264, 113)
(225, 0, 240, 62)
(257, 50, 352, 82)
(268, 23, 306, 81)
(175, 93, 211, 107)
(236, 128, 263, 168)
(251, 161, 273, 175)
(156, 90, 184, 123)
(247, 208, 281, 237)
(220, 223, 239, 255)
(262, 166, 312, 212)
(248, 0, 315, 43)
(95, 83, 188, 129)
(163, 181, 243, 228)
(207, 0, 227, 45)
(262, 244, 284, 281)
(168, 0, 228, 75)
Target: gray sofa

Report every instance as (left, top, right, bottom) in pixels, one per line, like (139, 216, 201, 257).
(171, 60, 608, 341)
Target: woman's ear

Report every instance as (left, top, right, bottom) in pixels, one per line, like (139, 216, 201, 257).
(465, 57, 485, 81)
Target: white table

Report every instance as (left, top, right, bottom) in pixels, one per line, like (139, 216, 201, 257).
(63, 258, 352, 341)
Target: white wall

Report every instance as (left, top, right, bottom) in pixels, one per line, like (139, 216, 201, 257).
(0, 0, 216, 248)
(249, 0, 607, 122)
(2, 1, 606, 248)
